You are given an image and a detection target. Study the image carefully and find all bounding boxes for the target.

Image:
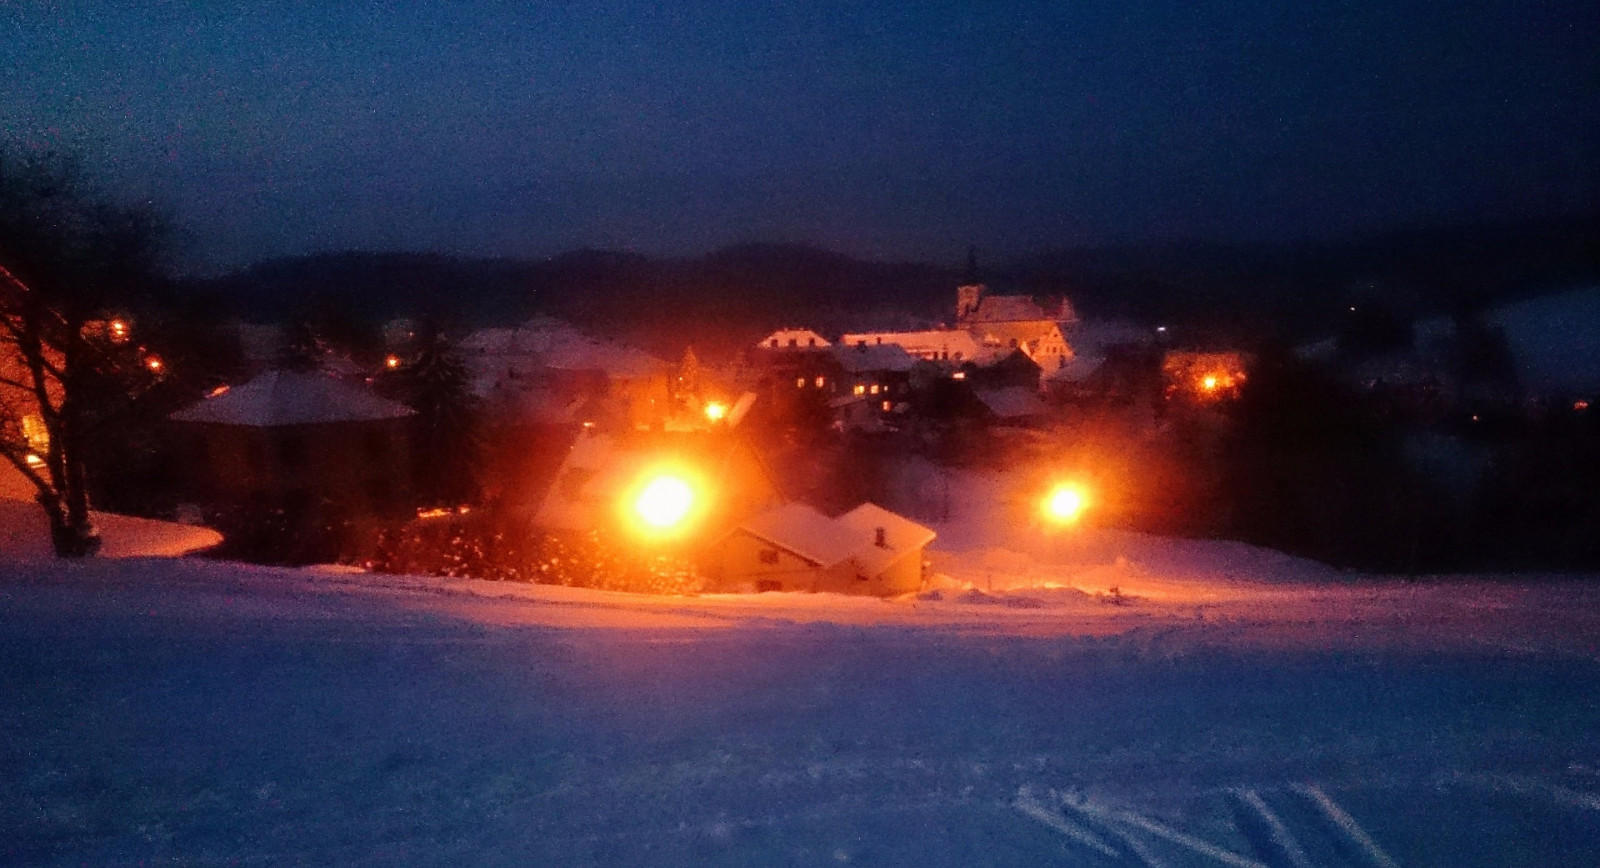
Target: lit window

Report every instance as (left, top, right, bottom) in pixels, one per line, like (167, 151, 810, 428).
(796, 378, 806, 388)
(853, 384, 865, 395)
(815, 376, 825, 388)
(869, 384, 879, 395)
(21, 414, 48, 452)
(881, 401, 892, 412)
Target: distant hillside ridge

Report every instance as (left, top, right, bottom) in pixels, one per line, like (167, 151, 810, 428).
(177, 213, 1599, 359)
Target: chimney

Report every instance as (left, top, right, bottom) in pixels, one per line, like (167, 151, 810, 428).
(874, 527, 887, 548)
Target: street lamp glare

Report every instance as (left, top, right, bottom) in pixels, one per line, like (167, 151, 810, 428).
(1043, 484, 1088, 524)
(634, 474, 695, 529)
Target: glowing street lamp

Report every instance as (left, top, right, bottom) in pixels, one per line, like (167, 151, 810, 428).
(632, 473, 696, 531)
(703, 401, 728, 422)
(1042, 482, 1089, 525)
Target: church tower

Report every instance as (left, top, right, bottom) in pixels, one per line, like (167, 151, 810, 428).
(956, 246, 985, 322)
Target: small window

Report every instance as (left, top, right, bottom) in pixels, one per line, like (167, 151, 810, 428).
(869, 384, 879, 395)
(807, 338, 816, 347)
(815, 376, 825, 388)
(788, 338, 798, 348)
(758, 549, 779, 565)
(796, 377, 806, 388)
(769, 339, 779, 348)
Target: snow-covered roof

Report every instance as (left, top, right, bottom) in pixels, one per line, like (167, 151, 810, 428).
(1047, 355, 1104, 383)
(737, 502, 858, 567)
(733, 501, 935, 577)
(832, 343, 918, 373)
(840, 330, 982, 363)
(461, 319, 667, 380)
(969, 295, 1050, 323)
(169, 370, 414, 427)
(974, 387, 1048, 420)
(835, 502, 937, 577)
(756, 329, 832, 350)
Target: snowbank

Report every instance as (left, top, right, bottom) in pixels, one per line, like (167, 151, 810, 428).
(0, 498, 222, 560)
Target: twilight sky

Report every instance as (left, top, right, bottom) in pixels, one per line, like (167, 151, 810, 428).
(4, 1, 1597, 272)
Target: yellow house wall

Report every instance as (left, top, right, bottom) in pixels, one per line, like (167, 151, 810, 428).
(705, 529, 824, 593)
(707, 530, 927, 597)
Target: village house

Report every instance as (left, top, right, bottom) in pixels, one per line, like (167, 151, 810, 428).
(705, 501, 936, 596)
(839, 328, 983, 365)
(461, 317, 671, 431)
(534, 427, 781, 540)
(828, 342, 918, 430)
(956, 282, 1076, 373)
(167, 369, 415, 516)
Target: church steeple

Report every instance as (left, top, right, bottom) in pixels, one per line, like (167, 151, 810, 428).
(957, 246, 985, 322)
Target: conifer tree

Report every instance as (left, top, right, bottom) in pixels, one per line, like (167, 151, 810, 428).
(399, 324, 480, 507)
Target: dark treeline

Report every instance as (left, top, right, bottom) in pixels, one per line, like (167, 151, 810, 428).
(180, 213, 1600, 360)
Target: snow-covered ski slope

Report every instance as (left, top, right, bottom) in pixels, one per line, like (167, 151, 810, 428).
(3, 547, 1598, 866)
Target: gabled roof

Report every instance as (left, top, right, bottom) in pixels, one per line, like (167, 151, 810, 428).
(757, 329, 832, 350)
(973, 387, 1049, 420)
(736, 502, 857, 567)
(169, 370, 414, 427)
(462, 319, 667, 380)
(971, 295, 1050, 323)
(731, 501, 936, 578)
(835, 503, 937, 577)
(840, 330, 982, 363)
(832, 342, 918, 373)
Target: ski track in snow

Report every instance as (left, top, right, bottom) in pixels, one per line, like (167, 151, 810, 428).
(2, 555, 1599, 865)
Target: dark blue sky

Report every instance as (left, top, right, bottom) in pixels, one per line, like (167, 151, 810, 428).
(5, 1, 1597, 272)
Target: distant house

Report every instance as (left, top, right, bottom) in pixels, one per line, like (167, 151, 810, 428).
(956, 283, 1076, 372)
(461, 317, 671, 431)
(840, 329, 983, 365)
(705, 501, 935, 596)
(973, 386, 1050, 426)
(1162, 351, 1250, 403)
(534, 428, 781, 539)
(967, 348, 1043, 392)
(756, 329, 832, 351)
(830, 343, 917, 427)
(168, 369, 415, 515)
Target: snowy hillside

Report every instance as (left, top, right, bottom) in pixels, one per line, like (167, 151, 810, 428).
(3, 553, 1599, 865)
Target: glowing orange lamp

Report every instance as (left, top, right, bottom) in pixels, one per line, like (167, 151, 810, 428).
(633, 474, 696, 530)
(1042, 483, 1089, 525)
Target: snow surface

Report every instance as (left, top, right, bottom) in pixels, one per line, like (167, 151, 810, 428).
(168, 369, 414, 427)
(4, 536, 1600, 865)
(0, 498, 221, 559)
